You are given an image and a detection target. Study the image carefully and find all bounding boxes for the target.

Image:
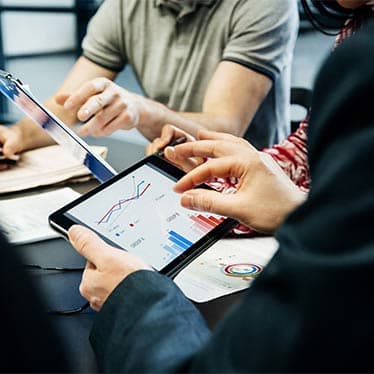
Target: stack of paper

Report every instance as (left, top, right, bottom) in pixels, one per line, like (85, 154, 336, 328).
(0, 145, 107, 194)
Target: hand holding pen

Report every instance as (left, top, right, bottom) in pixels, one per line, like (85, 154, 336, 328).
(146, 124, 195, 156)
(156, 136, 187, 157)
(148, 125, 207, 173)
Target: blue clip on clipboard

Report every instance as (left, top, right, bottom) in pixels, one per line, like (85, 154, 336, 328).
(0, 70, 117, 183)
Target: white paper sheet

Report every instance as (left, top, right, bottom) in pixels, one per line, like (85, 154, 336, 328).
(174, 236, 279, 303)
(0, 187, 81, 244)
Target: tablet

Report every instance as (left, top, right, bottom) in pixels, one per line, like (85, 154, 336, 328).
(49, 155, 237, 277)
(0, 69, 117, 183)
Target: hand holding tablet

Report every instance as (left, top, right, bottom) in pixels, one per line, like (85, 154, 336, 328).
(49, 155, 237, 277)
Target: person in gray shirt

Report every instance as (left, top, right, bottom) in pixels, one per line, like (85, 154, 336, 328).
(0, 0, 298, 160)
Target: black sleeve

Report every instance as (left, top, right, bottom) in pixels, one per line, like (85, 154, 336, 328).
(90, 20, 374, 372)
(0, 231, 70, 372)
(90, 270, 211, 373)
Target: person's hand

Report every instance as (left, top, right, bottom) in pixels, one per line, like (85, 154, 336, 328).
(171, 131, 307, 234)
(56, 78, 146, 138)
(146, 124, 202, 172)
(0, 125, 24, 170)
(68, 225, 152, 311)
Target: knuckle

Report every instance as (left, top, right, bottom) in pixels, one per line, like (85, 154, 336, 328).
(207, 142, 218, 157)
(90, 301, 100, 312)
(200, 194, 213, 212)
(118, 101, 127, 111)
(96, 95, 105, 106)
(89, 80, 99, 92)
(103, 126, 114, 136)
(79, 282, 88, 299)
(121, 112, 131, 124)
(95, 115, 107, 128)
(113, 91, 121, 100)
(76, 232, 91, 254)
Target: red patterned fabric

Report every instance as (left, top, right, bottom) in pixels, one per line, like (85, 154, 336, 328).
(263, 119, 310, 191)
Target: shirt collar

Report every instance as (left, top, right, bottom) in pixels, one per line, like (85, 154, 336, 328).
(154, 0, 216, 18)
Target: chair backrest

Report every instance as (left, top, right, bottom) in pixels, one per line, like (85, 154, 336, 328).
(290, 87, 313, 132)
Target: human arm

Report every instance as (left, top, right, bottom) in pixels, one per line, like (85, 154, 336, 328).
(68, 225, 210, 372)
(0, 56, 116, 157)
(46, 0, 297, 142)
(58, 60, 271, 141)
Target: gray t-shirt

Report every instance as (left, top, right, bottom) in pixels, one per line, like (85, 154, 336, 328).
(82, 0, 299, 148)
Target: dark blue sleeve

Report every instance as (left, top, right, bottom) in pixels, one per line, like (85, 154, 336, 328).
(90, 270, 211, 372)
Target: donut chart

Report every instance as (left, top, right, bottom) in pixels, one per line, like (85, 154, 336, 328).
(222, 263, 262, 278)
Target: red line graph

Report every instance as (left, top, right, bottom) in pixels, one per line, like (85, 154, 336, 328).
(97, 181, 151, 225)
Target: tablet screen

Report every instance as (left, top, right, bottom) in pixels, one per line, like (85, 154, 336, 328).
(65, 162, 227, 271)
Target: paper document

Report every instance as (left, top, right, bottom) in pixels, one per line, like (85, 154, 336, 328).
(0, 144, 107, 194)
(0, 187, 80, 244)
(174, 236, 279, 302)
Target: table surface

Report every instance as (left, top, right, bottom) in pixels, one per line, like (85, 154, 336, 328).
(6, 136, 242, 372)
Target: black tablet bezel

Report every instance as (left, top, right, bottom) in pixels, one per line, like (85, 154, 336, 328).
(49, 155, 237, 278)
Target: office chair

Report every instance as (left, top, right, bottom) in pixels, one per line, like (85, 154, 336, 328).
(290, 87, 312, 132)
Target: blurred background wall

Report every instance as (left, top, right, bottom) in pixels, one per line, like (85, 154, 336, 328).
(0, 0, 334, 145)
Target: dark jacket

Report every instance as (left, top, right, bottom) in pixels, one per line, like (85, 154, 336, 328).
(0, 230, 70, 372)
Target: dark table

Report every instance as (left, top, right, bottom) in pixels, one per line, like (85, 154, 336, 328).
(9, 136, 242, 372)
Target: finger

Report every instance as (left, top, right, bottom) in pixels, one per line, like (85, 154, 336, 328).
(174, 156, 243, 192)
(146, 137, 162, 155)
(197, 129, 242, 143)
(151, 125, 175, 152)
(162, 124, 195, 144)
(163, 147, 200, 172)
(146, 125, 195, 156)
(170, 139, 237, 161)
(64, 78, 110, 111)
(55, 93, 71, 106)
(89, 297, 102, 312)
(79, 265, 96, 301)
(90, 109, 136, 137)
(197, 130, 256, 151)
(77, 116, 102, 137)
(145, 126, 179, 155)
(77, 110, 119, 138)
(0, 128, 21, 157)
(99, 115, 130, 136)
(77, 91, 116, 122)
(68, 225, 110, 265)
(180, 188, 239, 219)
(85, 260, 96, 270)
(78, 98, 128, 137)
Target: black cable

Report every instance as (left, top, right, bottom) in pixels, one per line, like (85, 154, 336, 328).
(24, 264, 84, 271)
(300, 0, 351, 35)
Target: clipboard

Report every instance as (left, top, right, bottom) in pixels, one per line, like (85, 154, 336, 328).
(0, 69, 117, 183)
